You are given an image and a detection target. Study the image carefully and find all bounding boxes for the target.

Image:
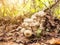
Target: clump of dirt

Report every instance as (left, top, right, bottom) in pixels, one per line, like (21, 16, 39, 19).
(0, 11, 60, 45)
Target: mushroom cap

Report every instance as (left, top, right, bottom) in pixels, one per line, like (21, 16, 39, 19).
(24, 30, 33, 37)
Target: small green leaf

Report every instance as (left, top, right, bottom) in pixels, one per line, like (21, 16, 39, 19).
(36, 29, 42, 38)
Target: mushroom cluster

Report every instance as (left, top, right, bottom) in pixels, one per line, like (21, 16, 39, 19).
(21, 11, 46, 37)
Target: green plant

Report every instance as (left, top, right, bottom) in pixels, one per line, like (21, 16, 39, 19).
(36, 29, 42, 38)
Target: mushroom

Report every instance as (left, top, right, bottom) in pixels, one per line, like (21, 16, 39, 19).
(24, 30, 33, 37)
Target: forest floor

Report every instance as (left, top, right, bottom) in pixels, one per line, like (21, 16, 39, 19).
(0, 11, 60, 45)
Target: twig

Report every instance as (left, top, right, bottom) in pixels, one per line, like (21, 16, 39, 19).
(44, 0, 60, 12)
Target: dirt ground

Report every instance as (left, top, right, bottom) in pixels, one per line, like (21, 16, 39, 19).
(0, 11, 60, 45)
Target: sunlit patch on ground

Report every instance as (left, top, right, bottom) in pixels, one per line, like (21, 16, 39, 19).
(0, 0, 59, 19)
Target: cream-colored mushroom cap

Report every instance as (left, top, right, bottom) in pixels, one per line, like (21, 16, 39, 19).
(24, 30, 33, 37)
